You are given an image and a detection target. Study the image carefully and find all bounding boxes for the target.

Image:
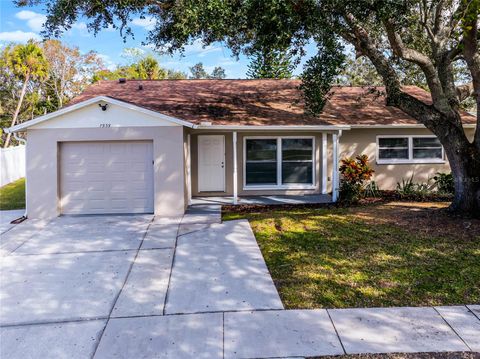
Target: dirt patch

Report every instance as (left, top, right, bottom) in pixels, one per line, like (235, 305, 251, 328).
(353, 202, 480, 240)
(223, 201, 480, 240)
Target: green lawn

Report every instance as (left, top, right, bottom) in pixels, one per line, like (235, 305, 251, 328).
(223, 202, 480, 309)
(0, 178, 26, 210)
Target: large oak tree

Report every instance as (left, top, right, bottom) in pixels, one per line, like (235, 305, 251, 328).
(19, 0, 480, 216)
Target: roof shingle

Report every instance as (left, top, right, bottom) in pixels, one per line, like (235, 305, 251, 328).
(68, 79, 476, 126)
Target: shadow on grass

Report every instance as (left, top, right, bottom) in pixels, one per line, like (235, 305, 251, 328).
(226, 206, 480, 309)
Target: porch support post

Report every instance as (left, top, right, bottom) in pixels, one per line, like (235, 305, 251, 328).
(187, 133, 192, 205)
(322, 133, 328, 195)
(233, 131, 238, 204)
(332, 132, 340, 202)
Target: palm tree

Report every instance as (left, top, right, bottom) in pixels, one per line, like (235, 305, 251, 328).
(4, 41, 48, 147)
(136, 56, 164, 80)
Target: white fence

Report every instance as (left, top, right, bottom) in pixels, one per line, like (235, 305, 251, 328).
(0, 145, 26, 187)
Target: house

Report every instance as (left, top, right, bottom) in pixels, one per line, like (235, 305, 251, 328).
(6, 79, 476, 219)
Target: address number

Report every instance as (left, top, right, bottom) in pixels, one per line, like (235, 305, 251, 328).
(99, 124, 111, 128)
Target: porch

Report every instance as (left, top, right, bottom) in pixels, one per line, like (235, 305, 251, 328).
(185, 127, 348, 207)
(191, 194, 332, 206)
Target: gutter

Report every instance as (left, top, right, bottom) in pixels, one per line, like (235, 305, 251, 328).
(194, 125, 352, 131)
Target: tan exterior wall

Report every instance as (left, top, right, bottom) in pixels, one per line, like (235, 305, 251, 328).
(339, 127, 476, 190)
(26, 126, 186, 219)
(189, 130, 331, 197)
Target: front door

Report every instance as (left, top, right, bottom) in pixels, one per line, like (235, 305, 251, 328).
(198, 135, 225, 192)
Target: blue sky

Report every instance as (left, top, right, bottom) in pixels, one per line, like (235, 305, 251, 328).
(0, 1, 318, 78)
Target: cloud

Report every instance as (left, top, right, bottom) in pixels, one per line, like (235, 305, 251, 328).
(98, 54, 116, 71)
(183, 39, 222, 58)
(219, 59, 238, 67)
(131, 16, 155, 30)
(71, 22, 87, 30)
(0, 31, 41, 43)
(15, 10, 47, 32)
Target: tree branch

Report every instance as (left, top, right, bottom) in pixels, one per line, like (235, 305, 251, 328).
(341, 13, 445, 131)
(456, 82, 475, 102)
(383, 18, 452, 113)
(461, 4, 480, 147)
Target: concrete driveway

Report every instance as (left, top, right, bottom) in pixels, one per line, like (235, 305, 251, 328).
(0, 209, 283, 358)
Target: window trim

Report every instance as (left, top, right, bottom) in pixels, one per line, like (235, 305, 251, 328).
(376, 135, 445, 164)
(243, 136, 316, 190)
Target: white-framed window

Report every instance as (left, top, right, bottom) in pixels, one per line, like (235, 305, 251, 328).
(244, 136, 315, 189)
(376, 135, 445, 164)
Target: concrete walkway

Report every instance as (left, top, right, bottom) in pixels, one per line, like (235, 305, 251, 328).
(0, 209, 25, 235)
(1, 206, 479, 358)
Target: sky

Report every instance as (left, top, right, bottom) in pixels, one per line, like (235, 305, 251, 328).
(0, 1, 317, 78)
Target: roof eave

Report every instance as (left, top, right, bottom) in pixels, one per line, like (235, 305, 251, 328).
(350, 123, 476, 129)
(194, 125, 351, 131)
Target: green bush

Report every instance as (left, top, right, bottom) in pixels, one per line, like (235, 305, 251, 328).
(433, 172, 455, 194)
(396, 174, 436, 199)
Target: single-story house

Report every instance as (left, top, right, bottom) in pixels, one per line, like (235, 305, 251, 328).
(6, 79, 476, 219)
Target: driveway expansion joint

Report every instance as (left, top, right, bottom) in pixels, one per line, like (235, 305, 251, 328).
(90, 216, 156, 358)
(326, 308, 347, 355)
(433, 306, 473, 351)
(162, 213, 185, 315)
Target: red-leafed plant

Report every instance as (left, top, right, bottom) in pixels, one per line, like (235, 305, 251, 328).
(339, 155, 374, 203)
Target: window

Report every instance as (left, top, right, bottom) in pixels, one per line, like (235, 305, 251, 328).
(245, 139, 277, 185)
(377, 136, 444, 164)
(412, 137, 443, 159)
(378, 137, 409, 160)
(282, 139, 313, 184)
(244, 137, 315, 188)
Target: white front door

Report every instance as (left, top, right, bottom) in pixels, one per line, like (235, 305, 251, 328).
(198, 135, 225, 192)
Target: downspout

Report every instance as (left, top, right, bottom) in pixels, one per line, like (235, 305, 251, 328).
(12, 132, 28, 222)
(332, 130, 343, 203)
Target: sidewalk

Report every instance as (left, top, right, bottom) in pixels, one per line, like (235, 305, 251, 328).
(94, 206, 480, 358)
(1, 205, 478, 358)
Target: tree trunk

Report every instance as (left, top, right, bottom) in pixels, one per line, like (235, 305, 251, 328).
(4, 74, 30, 148)
(440, 129, 480, 217)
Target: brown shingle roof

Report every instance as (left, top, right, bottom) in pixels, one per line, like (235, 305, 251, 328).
(68, 79, 476, 126)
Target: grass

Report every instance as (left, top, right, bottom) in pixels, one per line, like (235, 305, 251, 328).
(0, 178, 26, 210)
(223, 202, 480, 309)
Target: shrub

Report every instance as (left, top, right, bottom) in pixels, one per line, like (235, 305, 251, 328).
(396, 175, 416, 196)
(396, 174, 436, 199)
(339, 155, 374, 203)
(364, 181, 380, 198)
(433, 172, 455, 194)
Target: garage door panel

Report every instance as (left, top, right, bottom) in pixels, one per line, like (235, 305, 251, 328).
(60, 141, 154, 215)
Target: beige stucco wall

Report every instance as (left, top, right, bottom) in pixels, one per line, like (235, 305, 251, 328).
(189, 130, 331, 197)
(26, 126, 185, 219)
(339, 127, 476, 190)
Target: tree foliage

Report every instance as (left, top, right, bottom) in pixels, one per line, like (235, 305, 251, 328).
(210, 66, 226, 79)
(136, 55, 166, 80)
(189, 62, 209, 79)
(246, 48, 293, 79)
(11, 0, 480, 215)
(42, 39, 102, 107)
(1, 41, 49, 147)
(189, 62, 227, 79)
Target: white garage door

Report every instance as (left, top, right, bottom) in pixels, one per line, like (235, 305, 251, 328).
(60, 141, 154, 215)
